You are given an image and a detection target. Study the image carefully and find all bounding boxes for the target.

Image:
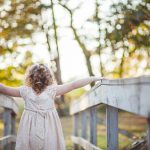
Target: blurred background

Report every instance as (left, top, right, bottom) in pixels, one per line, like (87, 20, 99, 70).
(0, 0, 149, 149)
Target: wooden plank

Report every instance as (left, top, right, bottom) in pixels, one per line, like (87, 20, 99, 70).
(70, 76, 150, 118)
(81, 111, 88, 139)
(0, 135, 16, 148)
(0, 112, 3, 119)
(81, 110, 88, 150)
(90, 107, 97, 145)
(71, 136, 102, 150)
(11, 114, 16, 150)
(3, 108, 12, 150)
(0, 94, 19, 115)
(148, 113, 150, 150)
(11, 114, 16, 135)
(106, 105, 118, 150)
(73, 114, 79, 150)
(3, 108, 12, 136)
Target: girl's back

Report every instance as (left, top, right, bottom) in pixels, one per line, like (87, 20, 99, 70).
(16, 84, 66, 150)
(19, 84, 57, 111)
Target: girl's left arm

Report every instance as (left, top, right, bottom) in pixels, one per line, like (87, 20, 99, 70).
(55, 76, 105, 96)
(0, 83, 21, 97)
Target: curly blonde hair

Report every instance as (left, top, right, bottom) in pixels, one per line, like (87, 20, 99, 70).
(24, 63, 56, 94)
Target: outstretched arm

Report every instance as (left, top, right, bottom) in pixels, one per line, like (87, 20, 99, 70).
(0, 83, 21, 97)
(56, 76, 104, 96)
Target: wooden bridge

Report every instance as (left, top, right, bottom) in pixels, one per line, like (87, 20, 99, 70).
(0, 94, 19, 150)
(70, 76, 150, 150)
(0, 76, 150, 150)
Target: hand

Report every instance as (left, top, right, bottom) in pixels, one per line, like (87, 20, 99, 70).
(0, 83, 4, 93)
(0, 83, 4, 89)
(91, 76, 105, 82)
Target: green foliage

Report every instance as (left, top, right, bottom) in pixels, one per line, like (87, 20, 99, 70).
(105, 0, 150, 77)
(0, 0, 149, 84)
(0, 0, 42, 57)
(0, 51, 34, 86)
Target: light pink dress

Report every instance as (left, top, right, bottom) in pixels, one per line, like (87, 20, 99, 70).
(15, 84, 66, 150)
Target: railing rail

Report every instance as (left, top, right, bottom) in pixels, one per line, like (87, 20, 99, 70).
(0, 94, 19, 150)
(70, 76, 150, 150)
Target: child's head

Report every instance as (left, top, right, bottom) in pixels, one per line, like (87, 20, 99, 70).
(24, 63, 55, 94)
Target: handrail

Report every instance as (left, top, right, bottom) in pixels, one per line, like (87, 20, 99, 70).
(0, 94, 19, 115)
(0, 94, 19, 150)
(0, 135, 16, 149)
(70, 76, 150, 150)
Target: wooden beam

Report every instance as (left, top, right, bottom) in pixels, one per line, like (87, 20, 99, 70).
(70, 76, 150, 118)
(0, 135, 16, 149)
(11, 113, 16, 149)
(90, 107, 97, 145)
(3, 108, 12, 136)
(3, 108, 12, 150)
(73, 114, 79, 150)
(71, 136, 102, 150)
(0, 95, 19, 115)
(11, 113, 16, 135)
(148, 113, 150, 150)
(81, 110, 88, 150)
(0, 94, 18, 150)
(106, 105, 118, 150)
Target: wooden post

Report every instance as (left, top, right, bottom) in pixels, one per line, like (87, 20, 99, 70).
(81, 110, 88, 150)
(73, 113, 79, 150)
(147, 113, 150, 150)
(106, 105, 118, 150)
(3, 108, 12, 150)
(11, 113, 16, 150)
(90, 107, 97, 145)
(11, 113, 16, 135)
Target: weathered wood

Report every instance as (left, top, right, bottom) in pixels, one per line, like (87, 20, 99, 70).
(0, 112, 3, 119)
(3, 108, 12, 150)
(90, 107, 97, 145)
(3, 108, 12, 136)
(11, 114, 16, 135)
(73, 114, 79, 150)
(70, 76, 150, 150)
(0, 95, 18, 150)
(148, 114, 150, 150)
(0, 135, 16, 149)
(0, 94, 19, 115)
(11, 114, 16, 150)
(71, 136, 102, 150)
(70, 76, 150, 118)
(81, 110, 88, 139)
(81, 110, 88, 150)
(106, 105, 118, 150)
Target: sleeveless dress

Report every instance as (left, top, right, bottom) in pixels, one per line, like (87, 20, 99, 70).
(15, 84, 66, 150)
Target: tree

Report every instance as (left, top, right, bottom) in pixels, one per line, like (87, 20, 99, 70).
(0, 51, 34, 86)
(105, 0, 150, 77)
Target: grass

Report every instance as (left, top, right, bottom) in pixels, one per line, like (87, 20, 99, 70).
(60, 116, 74, 150)
(60, 110, 147, 150)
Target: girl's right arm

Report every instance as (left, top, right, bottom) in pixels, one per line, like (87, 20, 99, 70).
(0, 83, 21, 97)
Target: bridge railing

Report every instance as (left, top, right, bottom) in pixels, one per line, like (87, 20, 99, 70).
(0, 94, 19, 150)
(70, 76, 150, 150)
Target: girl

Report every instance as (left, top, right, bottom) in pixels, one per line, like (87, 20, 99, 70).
(0, 63, 103, 150)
